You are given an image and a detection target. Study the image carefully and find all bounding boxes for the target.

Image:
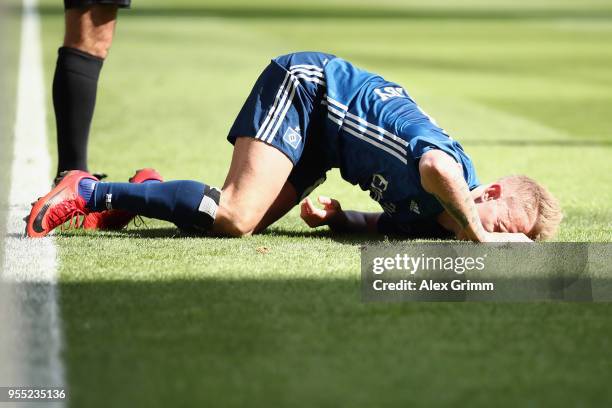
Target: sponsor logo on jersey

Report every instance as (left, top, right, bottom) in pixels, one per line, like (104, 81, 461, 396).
(369, 174, 388, 202)
(283, 127, 302, 149)
(374, 86, 407, 102)
(410, 200, 420, 215)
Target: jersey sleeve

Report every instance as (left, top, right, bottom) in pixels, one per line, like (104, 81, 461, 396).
(403, 125, 480, 190)
(377, 212, 454, 239)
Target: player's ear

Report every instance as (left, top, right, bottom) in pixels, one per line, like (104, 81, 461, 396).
(482, 183, 502, 201)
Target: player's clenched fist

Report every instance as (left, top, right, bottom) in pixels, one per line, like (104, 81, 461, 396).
(300, 196, 343, 228)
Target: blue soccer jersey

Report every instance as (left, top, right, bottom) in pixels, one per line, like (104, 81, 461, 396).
(228, 52, 480, 236)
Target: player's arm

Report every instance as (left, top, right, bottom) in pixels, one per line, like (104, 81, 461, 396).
(300, 196, 381, 233)
(418, 149, 485, 241)
(301, 197, 453, 237)
(418, 149, 530, 242)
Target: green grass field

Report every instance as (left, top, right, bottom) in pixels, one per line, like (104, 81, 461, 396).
(8, 0, 612, 406)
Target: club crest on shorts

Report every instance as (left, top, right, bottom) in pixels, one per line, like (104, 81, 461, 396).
(283, 127, 302, 149)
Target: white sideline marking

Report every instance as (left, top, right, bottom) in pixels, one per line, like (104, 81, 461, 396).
(0, 0, 66, 404)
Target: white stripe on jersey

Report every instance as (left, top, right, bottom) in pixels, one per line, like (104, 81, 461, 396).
(326, 95, 408, 162)
(292, 73, 326, 86)
(327, 113, 343, 126)
(256, 71, 292, 140)
(326, 96, 348, 111)
(342, 117, 406, 156)
(289, 64, 323, 72)
(289, 67, 324, 78)
(345, 111, 408, 147)
(342, 126, 408, 165)
(290, 67, 326, 86)
(327, 105, 346, 120)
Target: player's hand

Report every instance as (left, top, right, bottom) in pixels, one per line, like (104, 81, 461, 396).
(480, 232, 533, 242)
(300, 196, 344, 228)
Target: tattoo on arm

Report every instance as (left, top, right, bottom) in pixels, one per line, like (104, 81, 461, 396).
(434, 194, 469, 228)
(434, 170, 483, 233)
(420, 151, 484, 239)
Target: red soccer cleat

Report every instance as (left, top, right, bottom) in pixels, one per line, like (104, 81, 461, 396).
(82, 168, 163, 230)
(26, 171, 97, 238)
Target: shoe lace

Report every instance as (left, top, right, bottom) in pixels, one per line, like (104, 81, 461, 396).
(47, 200, 87, 231)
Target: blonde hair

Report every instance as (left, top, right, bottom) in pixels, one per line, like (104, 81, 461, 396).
(498, 175, 563, 240)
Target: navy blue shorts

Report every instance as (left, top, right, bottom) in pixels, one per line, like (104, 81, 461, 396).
(227, 58, 334, 202)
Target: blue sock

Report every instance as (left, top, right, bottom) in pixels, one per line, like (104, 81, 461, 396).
(80, 178, 161, 209)
(90, 180, 220, 231)
(78, 178, 98, 205)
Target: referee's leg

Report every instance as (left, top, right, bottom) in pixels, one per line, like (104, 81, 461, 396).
(63, 5, 118, 58)
(53, 2, 122, 179)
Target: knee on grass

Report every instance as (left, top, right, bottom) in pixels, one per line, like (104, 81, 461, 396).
(213, 205, 260, 238)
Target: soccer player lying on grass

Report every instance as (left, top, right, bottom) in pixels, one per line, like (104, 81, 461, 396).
(26, 52, 562, 242)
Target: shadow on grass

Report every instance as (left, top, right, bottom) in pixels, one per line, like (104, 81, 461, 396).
(48, 277, 612, 407)
(260, 226, 392, 244)
(32, 5, 612, 21)
(99, 226, 393, 245)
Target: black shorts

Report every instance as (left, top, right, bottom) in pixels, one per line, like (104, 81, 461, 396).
(64, 0, 130, 9)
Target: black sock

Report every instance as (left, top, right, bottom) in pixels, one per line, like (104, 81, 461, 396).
(53, 47, 103, 176)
